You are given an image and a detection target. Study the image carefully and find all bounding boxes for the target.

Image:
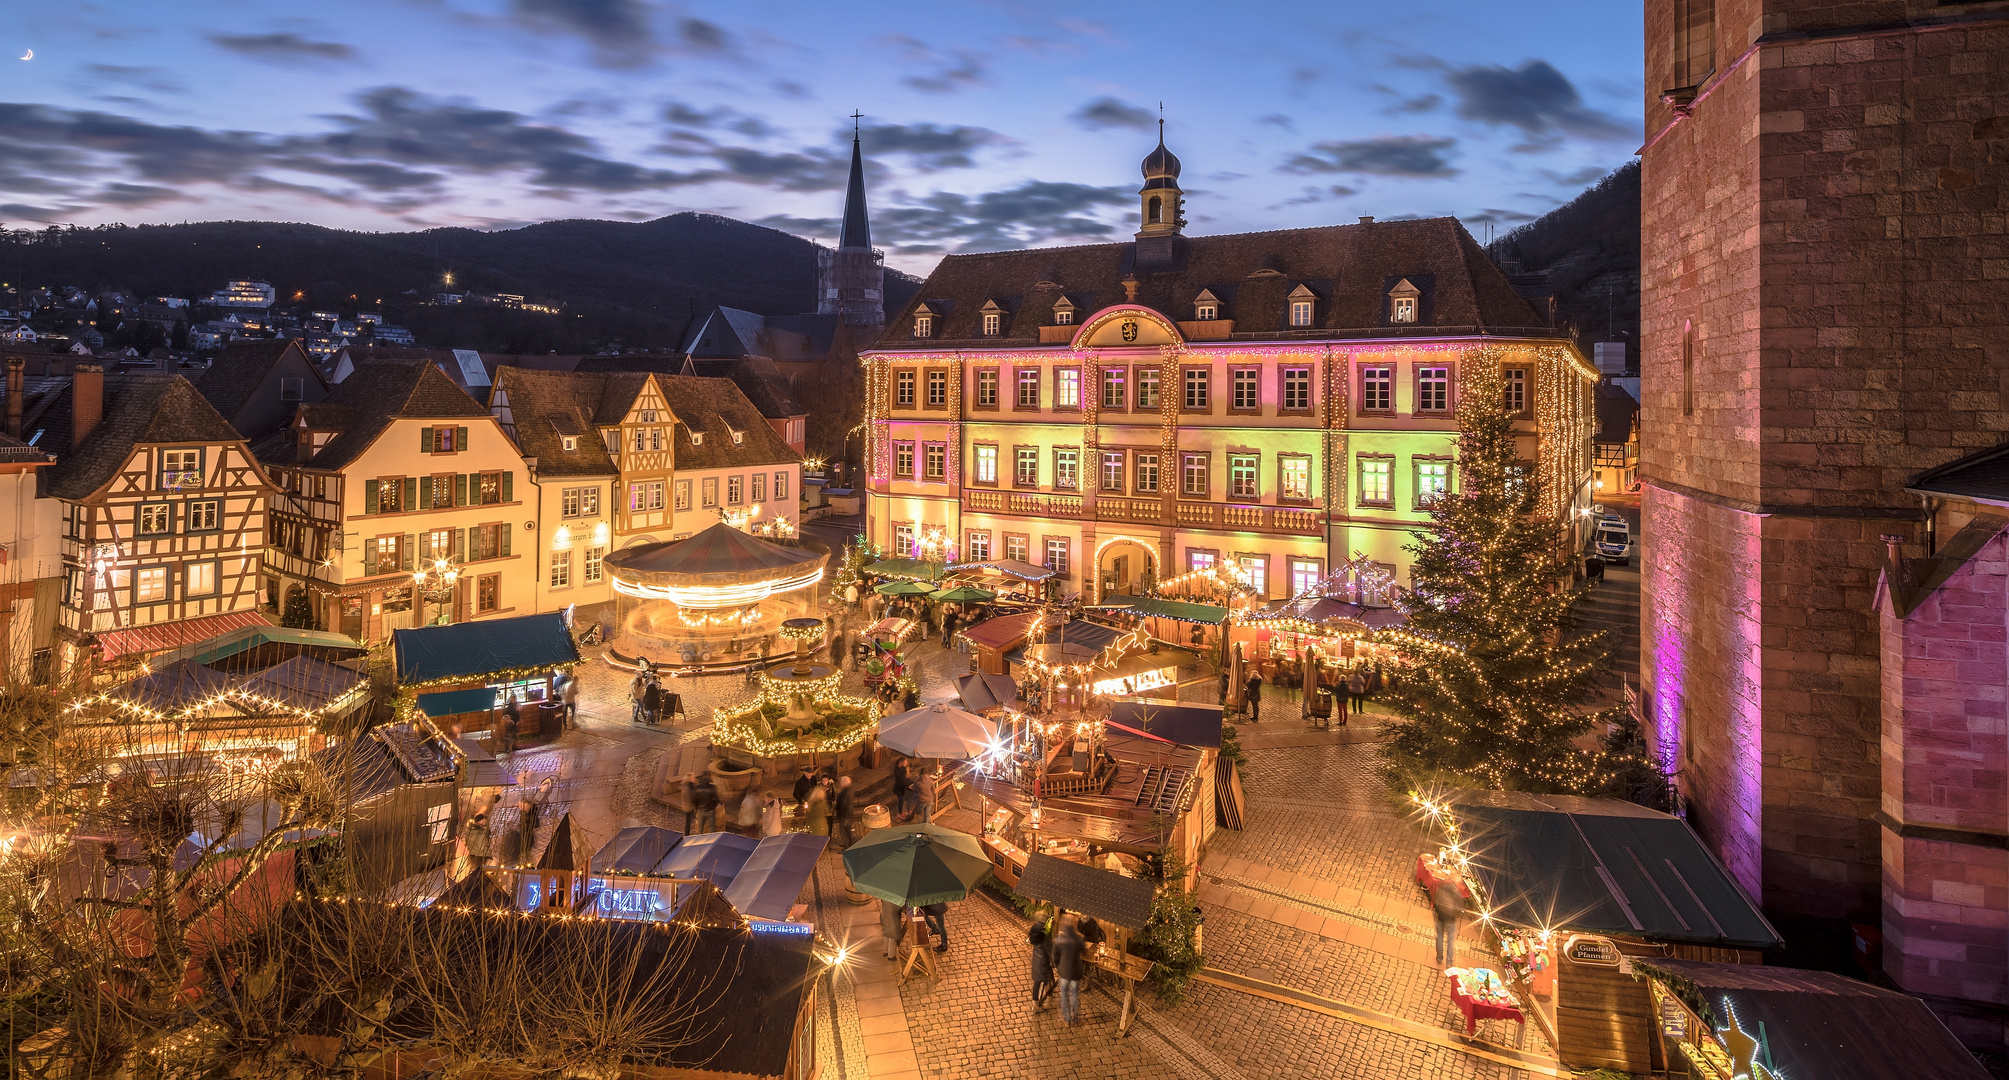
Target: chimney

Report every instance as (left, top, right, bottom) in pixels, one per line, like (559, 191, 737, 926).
(1358, 216, 1375, 224)
(5, 356, 23, 440)
(71, 362, 103, 450)
(296, 421, 315, 464)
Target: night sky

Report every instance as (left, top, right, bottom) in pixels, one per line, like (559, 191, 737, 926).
(3, 1, 1642, 272)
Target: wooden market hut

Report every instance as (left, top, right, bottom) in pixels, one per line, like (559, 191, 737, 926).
(1015, 851, 1160, 1033)
(313, 721, 460, 889)
(1630, 959, 1988, 1080)
(393, 611, 582, 737)
(1444, 790, 1783, 1073)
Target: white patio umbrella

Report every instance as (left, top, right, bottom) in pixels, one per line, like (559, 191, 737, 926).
(876, 703, 995, 760)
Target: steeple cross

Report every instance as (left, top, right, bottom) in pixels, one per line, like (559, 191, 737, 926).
(851, 110, 864, 135)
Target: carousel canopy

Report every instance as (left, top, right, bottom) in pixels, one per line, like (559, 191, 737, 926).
(608, 522, 824, 583)
(393, 612, 580, 686)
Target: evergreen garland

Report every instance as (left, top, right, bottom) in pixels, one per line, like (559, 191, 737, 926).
(1378, 357, 1625, 795)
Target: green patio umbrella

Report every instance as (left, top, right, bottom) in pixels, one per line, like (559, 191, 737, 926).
(928, 584, 996, 603)
(841, 823, 992, 907)
(875, 580, 937, 596)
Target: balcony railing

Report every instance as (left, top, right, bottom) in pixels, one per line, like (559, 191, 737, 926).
(962, 490, 1083, 519)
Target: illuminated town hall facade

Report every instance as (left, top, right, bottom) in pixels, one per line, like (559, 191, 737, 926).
(861, 136, 1600, 600)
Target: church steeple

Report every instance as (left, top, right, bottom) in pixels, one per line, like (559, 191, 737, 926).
(818, 113, 885, 328)
(839, 116, 871, 251)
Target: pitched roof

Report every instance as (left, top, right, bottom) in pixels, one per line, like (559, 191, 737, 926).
(297, 360, 491, 472)
(1016, 852, 1156, 929)
(195, 339, 321, 425)
(0, 428, 52, 464)
(488, 367, 622, 479)
(654, 374, 800, 469)
(681, 306, 842, 363)
(38, 375, 250, 501)
(877, 218, 1549, 345)
(1907, 439, 2009, 507)
(1594, 380, 1638, 445)
(683, 355, 805, 419)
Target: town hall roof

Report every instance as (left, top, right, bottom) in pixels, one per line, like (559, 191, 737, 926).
(877, 217, 1551, 346)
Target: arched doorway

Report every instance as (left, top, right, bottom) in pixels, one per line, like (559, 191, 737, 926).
(1095, 536, 1158, 603)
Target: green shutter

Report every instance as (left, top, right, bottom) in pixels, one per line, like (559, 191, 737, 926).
(364, 479, 378, 514)
(455, 474, 468, 506)
(501, 471, 513, 503)
(404, 478, 419, 512)
(401, 534, 415, 571)
(451, 528, 464, 561)
(421, 426, 432, 454)
(500, 524, 511, 558)
(457, 427, 469, 451)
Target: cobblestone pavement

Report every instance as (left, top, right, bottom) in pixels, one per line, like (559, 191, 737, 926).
(532, 602, 1549, 1079)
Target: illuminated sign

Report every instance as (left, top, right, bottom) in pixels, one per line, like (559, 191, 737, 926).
(1091, 667, 1175, 697)
(1563, 934, 1620, 966)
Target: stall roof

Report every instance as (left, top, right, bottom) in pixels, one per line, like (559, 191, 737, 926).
(722, 834, 829, 921)
(1016, 852, 1156, 930)
(592, 825, 684, 874)
(1005, 619, 1129, 665)
(1244, 596, 1406, 631)
(393, 612, 580, 686)
(233, 655, 365, 713)
(948, 558, 1057, 581)
(152, 624, 367, 671)
(1096, 595, 1231, 625)
(1450, 790, 1782, 949)
(108, 659, 235, 715)
(863, 557, 946, 582)
(1634, 959, 1989, 1080)
(1107, 699, 1224, 749)
(963, 611, 1040, 652)
(956, 670, 1022, 712)
(652, 831, 759, 886)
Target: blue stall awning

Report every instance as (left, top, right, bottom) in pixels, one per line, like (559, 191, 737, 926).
(415, 686, 499, 718)
(652, 832, 759, 888)
(593, 825, 685, 875)
(393, 612, 580, 687)
(723, 835, 829, 922)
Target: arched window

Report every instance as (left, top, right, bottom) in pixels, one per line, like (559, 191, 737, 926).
(1147, 196, 1162, 224)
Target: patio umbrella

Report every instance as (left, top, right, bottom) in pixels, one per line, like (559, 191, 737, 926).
(876, 703, 994, 760)
(841, 823, 992, 907)
(875, 580, 936, 597)
(929, 584, 996, 603)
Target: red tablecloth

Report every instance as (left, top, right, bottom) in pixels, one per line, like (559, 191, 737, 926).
(1415, 854, 1471, 893)
(1447, 974, 1525, 1037)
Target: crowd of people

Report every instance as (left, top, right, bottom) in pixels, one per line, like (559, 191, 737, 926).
(1228, 659, 1387, 725)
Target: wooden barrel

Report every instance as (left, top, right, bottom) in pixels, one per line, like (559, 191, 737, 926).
(862, 804, 893, 831)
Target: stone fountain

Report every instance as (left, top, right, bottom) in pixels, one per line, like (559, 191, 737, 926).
(766, 617, 835, 731)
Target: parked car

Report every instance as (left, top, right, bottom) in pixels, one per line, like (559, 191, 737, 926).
(1591, 518, 1634, 565)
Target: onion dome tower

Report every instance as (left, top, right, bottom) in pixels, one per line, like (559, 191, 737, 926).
(1136, 120, 1185, 240)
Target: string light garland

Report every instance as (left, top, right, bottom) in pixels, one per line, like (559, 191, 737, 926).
(609, 566, 825, 608)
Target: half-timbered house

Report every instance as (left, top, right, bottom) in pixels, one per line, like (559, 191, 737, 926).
(261, 360, 538, 643)
(13, 363, 278, 678)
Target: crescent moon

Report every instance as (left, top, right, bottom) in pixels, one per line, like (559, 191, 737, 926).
(19, 49, 31, 60)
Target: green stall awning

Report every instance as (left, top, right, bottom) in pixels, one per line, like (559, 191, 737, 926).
(1096, 595, 1230, 625)
(393, 612, 581, 687)
(415, 687, 500, 717)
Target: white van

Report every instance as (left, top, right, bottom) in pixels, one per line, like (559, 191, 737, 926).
(1592, 517, 1633, 565)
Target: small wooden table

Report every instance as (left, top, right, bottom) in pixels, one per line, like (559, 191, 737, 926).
(1088, 946, 1155, 1035)
(898, 913, 938, 983)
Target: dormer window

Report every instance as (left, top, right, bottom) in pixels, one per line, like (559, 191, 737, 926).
(914, 313, 933, 339)
(1193, 289, 1220, 321)
(1052, 297, 1075, 326)
(690, 431, 704, 446)
(1388, 278, 1423, 324)
(561, 435, 578, 451)
(980, 299, 1005, 337)
(1287, 284, 1317, 328)
(732, 430, 744, 445)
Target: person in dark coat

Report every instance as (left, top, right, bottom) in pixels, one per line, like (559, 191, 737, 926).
(891, 758, 912, 822)
(1430, 877, 1465, 969)
(680, 773, 697, 833)
(462, 813, 491, 871)
(921, 901, 950, 952)
(941, 609, 958, 649)
(1051, 915, 1085, 1024)
(1028, 926, 1054, 1012)
(691, 776, 720, 834)
(832, 776, 857, 849)
(879, 899, 905, 960)
(1245, 674, 1264, 723)
(1348, 670, 1368, 715)
(642, 677, 663, 726)
(515, 797, 540, 867)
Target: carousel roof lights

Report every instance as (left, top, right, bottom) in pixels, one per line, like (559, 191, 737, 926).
(610, 566, 825, 609)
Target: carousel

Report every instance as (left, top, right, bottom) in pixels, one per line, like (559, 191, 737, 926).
(603, 522, 830, 671)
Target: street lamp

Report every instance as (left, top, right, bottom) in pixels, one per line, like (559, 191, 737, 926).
(413, 557, 461, 626)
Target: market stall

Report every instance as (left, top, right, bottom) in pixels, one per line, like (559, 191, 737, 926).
(395, 613, 580, 740)
(1414, 790, 1783, 1072)
(945, 558, 1057, 605)
(1014, 852, 1159, 1034)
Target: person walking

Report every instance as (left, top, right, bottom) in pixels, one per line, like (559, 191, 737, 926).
(1245, 673, 1264, 723)
(462, 813, 491, 871)
(499, 709, 520, 757)
(643, 676, 663, 726)
(878, 899, 905, 960)
(691, 775, 720, 835)
(679, 773, 697, 834)
(560, 674, 580, 729)
(832, 776, 857, 849)
(1028, 926, 1054, 1013)
(891, 758, 913, 823)
(916, 767, 937, 824)
(921, 901, 949, 953)
(941, 609, 958, 650)
(1052, 914, 1085, 1024)
(504, 693, 523, 746)
(738, 787, 763, 832)
(761, 796, 785, 838)
(515, 796, 540, 867)
(803, 781, 830, 836)
(1430, 877, 1465, 969)
(630, 671, 648, 723)
(1365, 665, 1383, 708)
(1348, 670, 1368, 716)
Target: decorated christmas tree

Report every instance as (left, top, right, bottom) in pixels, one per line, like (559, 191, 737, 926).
(1378, 355, 1623, 794)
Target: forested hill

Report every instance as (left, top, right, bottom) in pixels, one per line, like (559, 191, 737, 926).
(1487, 161, 1640, 369)
(0, 213, 923, 354)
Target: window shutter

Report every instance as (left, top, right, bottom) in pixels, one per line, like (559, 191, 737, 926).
(364, 479, 378, 514)
(401, 534, 415, 571)
(456, 474, 468, 506)
(421, 426, 433, 454)
(502, 471, 513, 503)
(404, 478, 419, 512)
(451, 528, 464, 561)
(500, 524, 511, 558)
(457, 427, 469, 450)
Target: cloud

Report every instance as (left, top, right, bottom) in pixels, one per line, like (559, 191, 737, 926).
(1072, 97, 1154, 131)
(662, 101, 772, 138)
(886, 35, 986, 94)
(859, 122, 1007, 170)
(210, 33, 355, 61)
(678, 18, 728, 50)
(1276, 183, 1360, 207)
(1443, 60, 1632, 140)
(1283, 135, 1458, 178)
(1258, 114, 1295, 133)
(85, 64, 185, 94)
(513, 0, 654, 64)
(875, 180, 1129, 253)
(1539, 165, 1611, 187)
(1390, 93, 1442, 114)
(1462, 208, 1538, 226)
